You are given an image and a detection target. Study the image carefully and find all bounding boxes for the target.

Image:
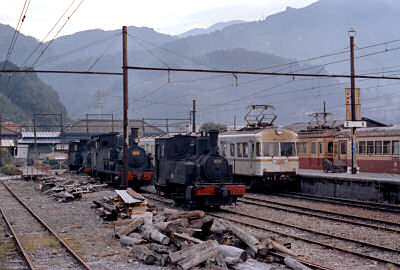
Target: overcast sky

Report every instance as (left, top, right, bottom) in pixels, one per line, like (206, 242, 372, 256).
(0, 0, 318, 39)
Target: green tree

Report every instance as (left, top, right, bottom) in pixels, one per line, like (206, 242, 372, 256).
(200, 122, 227, 132)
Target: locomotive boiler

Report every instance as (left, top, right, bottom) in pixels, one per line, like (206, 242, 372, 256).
(154, 130, 245, 207)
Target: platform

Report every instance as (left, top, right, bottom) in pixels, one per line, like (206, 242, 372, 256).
(297, 169, 400, 204)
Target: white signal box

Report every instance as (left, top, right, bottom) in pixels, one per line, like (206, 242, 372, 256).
(344, 121, 366, 128)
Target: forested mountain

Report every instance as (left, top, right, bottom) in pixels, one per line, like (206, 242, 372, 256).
(178, 20, 245, 38)
(0, 61, 68, 129)
(1, 0, 399, 126)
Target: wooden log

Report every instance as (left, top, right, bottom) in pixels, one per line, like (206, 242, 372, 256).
(168, 210, 205, 221)
(224, 256, 243, 266)
(284, 257, 312, 270)
(126, 187, 146, 200)
(216, 245, 247, 261)
(189, 216, 213, 229)
(143, 226, 170, 245)
(115, 217, 144, 239)
(177, 246, 218, 270)
(131, 245, 160, 265)
(120, 235, 145, 246)
(215, 252, 229, 270)
(219, 220, 267, 256)
(260, 238, 273, 250)
(168, 240, 217, 264)
(113, 219, 132, 226)
(154, 218, 189, 232)
(173, 232, 203, 244)
(164, 208, 179, 215)
(93, 200, 117, 214)
(232, 258, 273, 270)
(147, 243, 173, 254)
(271, 240, 296, 257)
(210, 219, 226, 234)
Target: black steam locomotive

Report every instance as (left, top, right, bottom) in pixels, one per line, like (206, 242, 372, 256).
(154, 131, 245, 207)
(68, 128, 153, 188)
(68, 139, 87, 171)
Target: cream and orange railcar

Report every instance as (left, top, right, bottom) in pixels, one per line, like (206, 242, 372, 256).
(218, 127, 299, 185)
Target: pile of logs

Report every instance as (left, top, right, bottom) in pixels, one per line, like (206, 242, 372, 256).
(113, 207, 311, 270)
(38, 175, 107, 202)
(114, 188, 148, 218)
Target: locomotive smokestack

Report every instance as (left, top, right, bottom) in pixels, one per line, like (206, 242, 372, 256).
(131, 128, 139, 145)
(208, 130, 219, 155)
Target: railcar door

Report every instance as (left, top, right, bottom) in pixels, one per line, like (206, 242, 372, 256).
(249, 141, 255, 174)
(338, 140, 347, 161)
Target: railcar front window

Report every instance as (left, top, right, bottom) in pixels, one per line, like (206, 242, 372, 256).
(383, 141, 391, 155)
(281, 142, 296, 157)
(229, 143, 235, 157)
(242, 143, 248, 157)
(393, 141, 399, 155)
(262, 142, 279, 157)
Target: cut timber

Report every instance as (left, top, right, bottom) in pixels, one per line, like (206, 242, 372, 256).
(189, 216, 213, 229)
(210, 219, 226, 234)
(271, 240, 296, 257)
(115, 217, 144, 239)
(232, 258, 273, 270)
(219, 220, 267, 256)
(120, 235, 145, 246)
(173, 232, 203, 244)
(131, 245, 160, 265)
(147, 243, 175, 254)
(284, 257, 312, 270)
(215, 252, 229, 270)
(113, 219, 132, 226)
(164, 208, 179, 215)
(168, 240, 217, 264)
(224, 256, 243, 266)
(126, 187, 145, 200)
(216, 245, 247, 261)
(177, 246, 218, 270)
(168, 210, 205, 221)
(154, 218, 189, 232)
(143, 226, 170, 245)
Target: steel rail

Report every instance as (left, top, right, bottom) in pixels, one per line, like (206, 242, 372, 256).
(244, 194, 400, 227)
(0, 207, 34, 270)
(1, 182, 92, 270)
(209, 211, 400, 267)
(239, 197, 400, 233)
(126, 65, 400, 80)
(276, 192, 400, 214)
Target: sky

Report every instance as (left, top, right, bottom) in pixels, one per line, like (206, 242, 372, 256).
(0, 0, 318, 39)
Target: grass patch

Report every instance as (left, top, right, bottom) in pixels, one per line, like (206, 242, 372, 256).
(19, 234, 60, 250)
(0, 164, 22, 175)
(0, 242, 18, 259)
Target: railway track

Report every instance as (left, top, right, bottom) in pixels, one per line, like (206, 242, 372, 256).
(241, 195, 400, 231)
(142, 191, 400, 268)
(0, 181, 92, 270)
(275, 192, 400, 214)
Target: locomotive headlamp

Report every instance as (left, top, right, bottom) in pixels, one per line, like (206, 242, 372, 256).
(275, 129, 283, 135)
(134, 138, 139, 143)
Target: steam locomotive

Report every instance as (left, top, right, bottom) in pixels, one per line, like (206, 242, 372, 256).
(68, 128, 153, 188)
(154, 131, 245, 207)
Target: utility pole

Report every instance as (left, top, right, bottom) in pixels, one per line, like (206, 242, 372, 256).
(34, 114, 37, 163)
(192, 98, 196, 133)
(349, 29, 357, 174)
(122, 26, 129, 188)
(234, 115, 236, 130)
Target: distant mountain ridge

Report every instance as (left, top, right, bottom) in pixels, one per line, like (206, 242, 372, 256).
(178, 20, 246, 38)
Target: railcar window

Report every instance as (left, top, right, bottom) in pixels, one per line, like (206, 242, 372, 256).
(74, 145, 78, 151)
(256, 142, 261, 156)
(375, 141, 382, 155)
(297, 142, 307, 154)
(237, 143, 243, 157)
(319, 143, 322, 154)
(358, 141, 366, 154)
(327, 142, 333, 153)
(242, 143, 248, 157)
(262, 142, 279, 157)
(311, 142, 316, 154)
(383, 141, 391, 155)
(367, 141, 374, 154)
(230, 143, 235, 157)
(393, 141, 399, 155)
(340, 141, 347, 155)
(334, 143, 338, 154)
(281, 142, 296, 157)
